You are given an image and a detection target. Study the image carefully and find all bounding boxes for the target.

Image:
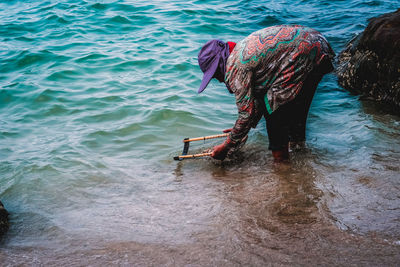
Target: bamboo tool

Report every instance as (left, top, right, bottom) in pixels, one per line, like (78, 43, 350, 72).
(174, 152, 212, 160)
(173, 133, 229, 161)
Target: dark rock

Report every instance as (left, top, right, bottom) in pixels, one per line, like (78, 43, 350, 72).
(337, 9, 400, 113)
(0, 200, 9, 236)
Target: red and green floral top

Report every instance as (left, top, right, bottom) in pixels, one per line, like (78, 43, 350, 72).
(224, 25, 335, 146)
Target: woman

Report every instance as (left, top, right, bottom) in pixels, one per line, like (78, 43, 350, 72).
(197, 25, 335, 161)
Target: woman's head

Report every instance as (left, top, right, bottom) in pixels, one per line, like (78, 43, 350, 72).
(197, 40, 230, 93)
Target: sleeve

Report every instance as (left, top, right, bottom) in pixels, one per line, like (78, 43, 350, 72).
(226, 71, 262, 147)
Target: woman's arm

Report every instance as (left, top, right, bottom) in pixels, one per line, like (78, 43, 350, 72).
(212, 70, 261, 160)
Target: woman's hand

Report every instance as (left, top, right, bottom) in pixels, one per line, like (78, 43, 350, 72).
(211, 142, 229, 160)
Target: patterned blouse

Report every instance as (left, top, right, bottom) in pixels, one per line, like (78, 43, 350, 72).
(224, 25, 335, 146)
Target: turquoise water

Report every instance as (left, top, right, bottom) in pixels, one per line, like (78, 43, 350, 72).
(1, 0, 400, 265)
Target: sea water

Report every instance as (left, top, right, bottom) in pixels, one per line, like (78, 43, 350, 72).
(1, 0, 399, 265)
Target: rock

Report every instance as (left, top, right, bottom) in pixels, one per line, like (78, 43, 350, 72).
(0, 200, 9, 236)
(337, 9, 400, 112)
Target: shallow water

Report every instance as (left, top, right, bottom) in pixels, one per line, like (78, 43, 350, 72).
(1, 0, 400, 265)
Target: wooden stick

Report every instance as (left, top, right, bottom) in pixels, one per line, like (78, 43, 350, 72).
(183, 133, 228, 143)
(174, 152, 212, 160)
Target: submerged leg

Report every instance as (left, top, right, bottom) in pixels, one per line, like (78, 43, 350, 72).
(288, 68, 326, 150)
(266, 105, 290, 161)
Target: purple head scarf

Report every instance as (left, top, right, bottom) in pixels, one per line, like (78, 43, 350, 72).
(197, 40, 230, 93)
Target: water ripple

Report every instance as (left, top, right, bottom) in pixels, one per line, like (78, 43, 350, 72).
(1, 0, 400, 263)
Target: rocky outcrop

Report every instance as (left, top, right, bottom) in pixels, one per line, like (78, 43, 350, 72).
(0, 200, 9, 236)
(337, 9, 400, 112)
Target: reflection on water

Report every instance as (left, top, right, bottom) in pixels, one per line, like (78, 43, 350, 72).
(1, 144, 400, 265)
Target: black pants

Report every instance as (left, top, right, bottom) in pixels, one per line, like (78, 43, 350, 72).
(265, 59, 333, 151)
